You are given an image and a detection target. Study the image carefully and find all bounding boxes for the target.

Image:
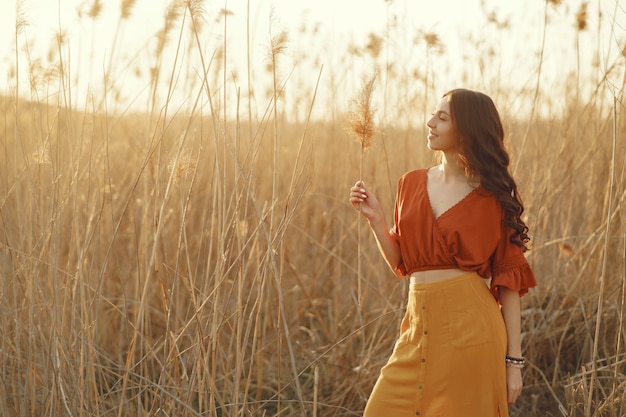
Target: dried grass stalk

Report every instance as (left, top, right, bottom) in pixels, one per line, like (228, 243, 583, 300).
(347, 73, 377, 307)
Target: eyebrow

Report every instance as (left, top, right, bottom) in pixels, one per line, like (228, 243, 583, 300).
(434, 110, 450, 116)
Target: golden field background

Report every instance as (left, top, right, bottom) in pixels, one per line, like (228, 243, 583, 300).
(1, 1, 626, 416)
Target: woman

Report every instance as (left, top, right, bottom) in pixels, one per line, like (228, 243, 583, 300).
(349, 89, 536, 417)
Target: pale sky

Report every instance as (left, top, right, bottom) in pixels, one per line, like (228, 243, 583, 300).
(2, 0, 624, 119)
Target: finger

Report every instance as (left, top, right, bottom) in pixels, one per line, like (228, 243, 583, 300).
(350, 188, 368, 198)
(350, 192, 366, 202)
(350, 195, 366, 204)
(349, 191, 361, 199)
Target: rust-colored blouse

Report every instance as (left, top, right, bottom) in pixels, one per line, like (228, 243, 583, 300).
(390, 169, 537, 298)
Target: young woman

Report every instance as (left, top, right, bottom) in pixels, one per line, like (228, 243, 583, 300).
(349, 89, 536, 417)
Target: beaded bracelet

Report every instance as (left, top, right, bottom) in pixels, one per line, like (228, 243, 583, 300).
(505, 355, 526, 369)
(506, 361, 526, 369)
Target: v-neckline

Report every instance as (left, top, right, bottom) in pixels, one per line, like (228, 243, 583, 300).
(424, 169, 479, 221)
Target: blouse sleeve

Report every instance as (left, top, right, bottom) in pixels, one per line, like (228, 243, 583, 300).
(490, 222, 537, 300)
(389, 176, 407, 277)
(389, 228, 407, 276)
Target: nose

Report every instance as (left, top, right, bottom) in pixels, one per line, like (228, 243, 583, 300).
(426, 115, 435, 128)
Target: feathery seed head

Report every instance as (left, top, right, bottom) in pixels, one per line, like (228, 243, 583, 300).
(155, 2, 183, 56)
(365, 33, 383, 58)
(219, 8, 234, 18)
(88, 0, 103, 19)
(423, 31, 442, 53)
(270, 31, 289, 58)
(348, 73, 377, 150)
(28, 59, 44, 92)
(575, 2, 588, 31)
(121, 0, 137, 20)
(266, 7, 288, 61)
(16, 2, 28, 34)
(168, 154, 197, 182)
(186, 0, 205, 20)
(32, 142, 51, 165)
(56, 31, 67, 46)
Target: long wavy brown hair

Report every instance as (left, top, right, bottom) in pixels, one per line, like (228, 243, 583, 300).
(443, 88, 530, 250)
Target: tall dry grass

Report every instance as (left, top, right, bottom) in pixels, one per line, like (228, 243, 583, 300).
(1, 1, 625, 416)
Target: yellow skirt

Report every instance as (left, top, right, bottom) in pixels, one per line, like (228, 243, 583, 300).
(363, 272, 508, 417)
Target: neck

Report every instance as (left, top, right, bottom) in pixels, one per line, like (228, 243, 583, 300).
(439, 152, 467, 182)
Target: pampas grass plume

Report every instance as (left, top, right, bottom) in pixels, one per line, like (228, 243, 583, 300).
(348, 73, 377, 152)
(88, 0, 103, 19)
(120, 0, 137, 20)
(575, 2, 588, 31)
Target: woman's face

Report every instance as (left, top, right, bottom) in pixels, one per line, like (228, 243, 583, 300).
(426, 97, 458, 153)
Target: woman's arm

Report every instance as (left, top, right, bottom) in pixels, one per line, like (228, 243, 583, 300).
(367, 214, 402, 275)
(500, 287, 523, 404)
(350, 181, 402, 274)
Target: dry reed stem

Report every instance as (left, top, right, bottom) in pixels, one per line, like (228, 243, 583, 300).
(347, 73, 377, 308)
(313, 365, 319, 417)
(587, 92, 620, 417)
(514, 0, 548, 176)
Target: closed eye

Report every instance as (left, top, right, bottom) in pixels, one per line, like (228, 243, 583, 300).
(431, 110, 449, 121)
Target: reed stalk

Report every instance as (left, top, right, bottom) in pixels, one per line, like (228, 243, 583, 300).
(513, 0, 550, 176)
(348, 73, 377, 307)
(588, 91, 620, 417)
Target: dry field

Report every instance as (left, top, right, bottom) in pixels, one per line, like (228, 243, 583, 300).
(1, 1, 625, 416)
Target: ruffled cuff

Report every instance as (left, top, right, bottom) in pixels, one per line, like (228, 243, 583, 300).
(490, 261, 537, 300)
(389, 227, 406, 278)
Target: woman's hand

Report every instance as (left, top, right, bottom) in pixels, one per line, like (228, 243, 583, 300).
(349, 181, 383, 222)
(349, 180, 403, 274)
(506, 366, 523, 404)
